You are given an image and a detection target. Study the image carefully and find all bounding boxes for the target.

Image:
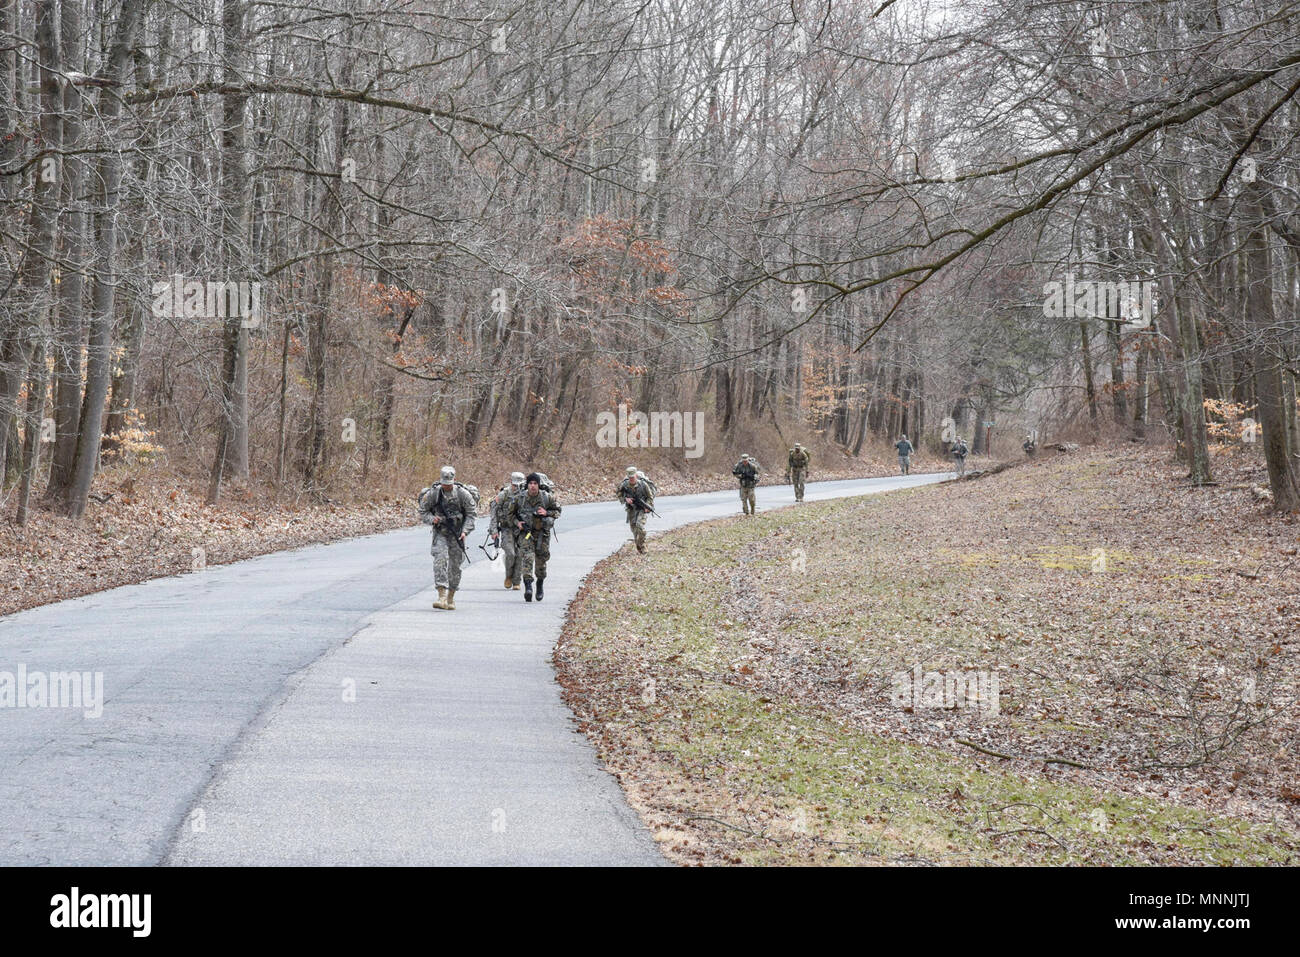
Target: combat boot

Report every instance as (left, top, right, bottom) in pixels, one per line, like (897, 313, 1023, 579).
(524, 579, 533, 602)
(535, 577, 545, 601)
(432, 587, 449, 610)
(512, 583, 521, 590)
(445, 589, 456, 610)
(504, 575, 513, 589)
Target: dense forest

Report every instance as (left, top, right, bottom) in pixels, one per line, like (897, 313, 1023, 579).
(2, 0, 1298, 521)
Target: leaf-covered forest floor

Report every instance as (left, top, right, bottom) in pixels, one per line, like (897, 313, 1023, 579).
(1, 443, 950, 618)
(555, 445, 1300, 865)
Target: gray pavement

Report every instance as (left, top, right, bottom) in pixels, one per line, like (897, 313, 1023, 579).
(0, 471, 949, 865)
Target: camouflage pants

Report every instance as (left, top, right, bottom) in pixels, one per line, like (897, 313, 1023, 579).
(955, 456, 966, 477)
(625, 507, 647, 546)
(515, 529, 551, 580)
(432, 532, 466, 590)
(791, 467, 806, 500)
(739, 486, 756, 513)
(899, 454, 910, 475)
(500, 532, 520, 582)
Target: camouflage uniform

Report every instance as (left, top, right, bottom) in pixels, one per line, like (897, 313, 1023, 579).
(508, 477, 561, 600)
(488, 473, 524, 588)
(788, 445, 810, 501)
(952, 438, 969, 477)
(732, 455, 760, 514)
(895, 437, 913, 475)
(417, 473, 476, 608)
(618, 466, 653, 553)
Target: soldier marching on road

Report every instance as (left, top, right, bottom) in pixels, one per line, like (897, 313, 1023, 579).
(952, 436, 970, 477)
(508, 472, 562, 602)
(732, 453, 760, 515)
(895, 434, 913, 475)
(488, 471, 525, 590)
(418, 466, 476, 611)
(618, 466, 656, 553)
(788, 443, 810, 502)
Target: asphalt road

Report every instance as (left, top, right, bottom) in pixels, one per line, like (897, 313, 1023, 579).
(0, 471, 949, 866)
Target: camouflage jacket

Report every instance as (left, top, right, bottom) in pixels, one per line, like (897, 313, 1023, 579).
(732, 459, 760, 488)
(418, 483, 477, 538)
(617, 478, 653, 511)
(487, 486, 513, 536)
(507, 488, 561, 536)
(788, 448, 810, 470)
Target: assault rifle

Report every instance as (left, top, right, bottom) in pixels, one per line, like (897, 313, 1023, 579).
(518, 505, 558, 542)
(624, 491, 660, 519)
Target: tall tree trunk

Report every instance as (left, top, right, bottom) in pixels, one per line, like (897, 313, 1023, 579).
(208, 0, 252, 503)
(1079, 320, 1099, 429)
(66, 0, 145, 519)
(1242, 185, 1300, 510)
(303, 52, 351, 489)
(3, 0, 61, 495)
(1142, 179, 1211, 483)
(1107, 321, 1128, 424)
(15, 341, 48, 524)
(1132, 331, 1150, 439)
(47, 0, 88, 501)
(105, 48, 155, 443)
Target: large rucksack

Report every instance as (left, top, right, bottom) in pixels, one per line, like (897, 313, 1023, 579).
(418, 481, 481, 521)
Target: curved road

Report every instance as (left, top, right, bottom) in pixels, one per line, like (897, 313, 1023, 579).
(0, 472, 948, 866)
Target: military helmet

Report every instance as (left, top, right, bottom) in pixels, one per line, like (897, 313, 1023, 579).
(626, 466, 637, 476)
(440, 466, 455, 483)
(510, 471, 525, 486)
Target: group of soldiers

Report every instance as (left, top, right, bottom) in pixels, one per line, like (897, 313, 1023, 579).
(419, 444, 817, 610)
(419, 467, 560, 610)
(729, 443, 812, 515)
(893, 434, 970, 476)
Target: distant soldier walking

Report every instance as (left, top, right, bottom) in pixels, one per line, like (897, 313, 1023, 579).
(488, 471, 525, 589)
(895, 434, 913, 475)
(418, 466, 476, 611)
(618, 466, 656, 553)
(732, 454, 761, 515)
(952, 436, 970, 477)
(788, 443, 810, 502)
(508, 472, 561, 602)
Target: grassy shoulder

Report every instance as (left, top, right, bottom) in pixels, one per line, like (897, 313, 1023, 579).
(555, 446, 1300, 865)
